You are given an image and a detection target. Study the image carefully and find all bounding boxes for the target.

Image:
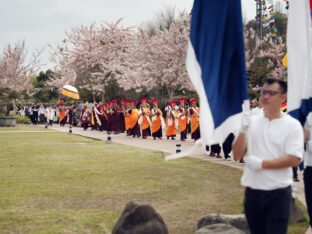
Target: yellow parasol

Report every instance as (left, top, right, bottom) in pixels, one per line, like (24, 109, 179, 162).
(61, 85, 80, 100)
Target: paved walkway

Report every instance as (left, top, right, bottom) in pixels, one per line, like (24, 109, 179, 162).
(49, 125, 310, 233)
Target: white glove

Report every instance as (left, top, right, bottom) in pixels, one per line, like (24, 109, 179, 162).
(245, 155, 263, 170)
(240, 112, 251, 133)
(307, 140, 312, 152)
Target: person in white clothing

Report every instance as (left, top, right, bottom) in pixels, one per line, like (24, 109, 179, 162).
(46, 106, 55, 127)
(233, 78, 304, 234)
(38, 104, 45, 124)
(304, 113, 312, 229)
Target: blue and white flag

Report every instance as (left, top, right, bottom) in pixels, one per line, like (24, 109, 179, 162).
(166, 0, 249, 160)
(287, 0, 312, 125)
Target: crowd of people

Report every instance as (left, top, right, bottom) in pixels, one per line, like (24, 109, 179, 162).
(14, 98, 236, 160)
(79, 97, 201, 141)
(14, 97, 202, 143)
(13, 97, 267, 164)
(17, 104, 77, 126)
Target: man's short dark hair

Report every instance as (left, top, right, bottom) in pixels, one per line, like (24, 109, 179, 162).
(265, 78, 287, 94)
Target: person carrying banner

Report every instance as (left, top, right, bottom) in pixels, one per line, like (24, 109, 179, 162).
(90, 102, 99, 130)
(233, 78, 304, 234)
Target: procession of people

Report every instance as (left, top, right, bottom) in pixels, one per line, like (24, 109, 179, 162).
(76, 97, 201, 142)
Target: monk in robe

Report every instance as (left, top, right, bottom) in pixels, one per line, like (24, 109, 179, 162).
(98, 103, 107, 132)
(150, 98, 163, 140)
(139, 98, 151, 139)
(81, 103, 91, 130)
(189, 98, 200, 141)
(59, 105, 66, 126)
(129, 101, 141, 138)
(165, 101, 178, 140)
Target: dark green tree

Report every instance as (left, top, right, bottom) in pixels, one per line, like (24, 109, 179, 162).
(33, 70, 59, 103)
(272, 12, 288, 41)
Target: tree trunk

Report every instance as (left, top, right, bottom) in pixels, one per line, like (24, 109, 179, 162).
(167, 88, 174, 101)
(12, 99, 17, 112)
(92, 92, 95, 103)
(102, 89, 106, 103)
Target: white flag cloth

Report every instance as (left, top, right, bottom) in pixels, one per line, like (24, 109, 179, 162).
(287, 0, 312, 125)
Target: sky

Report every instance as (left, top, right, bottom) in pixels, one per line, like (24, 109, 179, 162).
(0, 0, 257, 70)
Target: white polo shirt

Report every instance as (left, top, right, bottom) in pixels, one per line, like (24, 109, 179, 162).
(241, 113, 304, 190)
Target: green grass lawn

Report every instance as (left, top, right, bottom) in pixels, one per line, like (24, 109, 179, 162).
(0, 125, 309, 233)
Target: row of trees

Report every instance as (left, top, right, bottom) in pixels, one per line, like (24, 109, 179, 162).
(0, 7, 288, 105)
(49, 7, 193, 102)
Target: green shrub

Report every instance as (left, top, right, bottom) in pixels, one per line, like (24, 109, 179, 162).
(16, 116, 31, 124)
(9, 111, 18, 117)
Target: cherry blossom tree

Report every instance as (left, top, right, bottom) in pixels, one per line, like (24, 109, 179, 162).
(50, 20, 134, 101)
(0, 40, 40, 93)
(50, 8, 194, 101)
(244, 27, 286, 97)
(118, 10, 194, 100)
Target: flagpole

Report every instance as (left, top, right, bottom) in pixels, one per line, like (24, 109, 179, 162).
(256, 0, 264, 40)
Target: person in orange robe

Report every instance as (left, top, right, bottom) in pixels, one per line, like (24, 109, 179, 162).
(150, 98, 163, 140)
(59, 105, 66, 126)
(165, 101, 178, 140)
(189, 98, 200, 141)
(177, 97, 188, 141)
(139, 98, 151, 139)
(129, 101, 141, 138)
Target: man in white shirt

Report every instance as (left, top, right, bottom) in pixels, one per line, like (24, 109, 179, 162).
(45, 106, 55, 127)
(233, 78, 304, 234)
(304, 113, 312, 229)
